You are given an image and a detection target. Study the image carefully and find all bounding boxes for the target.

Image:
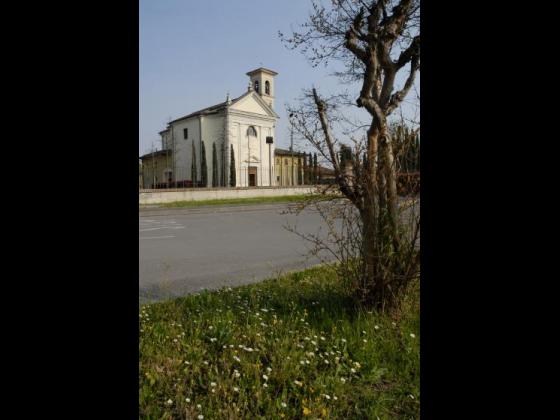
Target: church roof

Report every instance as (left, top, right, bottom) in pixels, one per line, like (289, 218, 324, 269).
(246, 67, 278, 76)
(168, 90, 278, 124)
(168, 97, 241, 124)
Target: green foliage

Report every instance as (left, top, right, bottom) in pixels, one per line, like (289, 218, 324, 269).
(391, 124, 420, 173)
(139, 266, 419, 419)
(158, 194, 320, 208)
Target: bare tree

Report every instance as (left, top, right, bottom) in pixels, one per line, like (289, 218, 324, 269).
(280, 0, 420, 310)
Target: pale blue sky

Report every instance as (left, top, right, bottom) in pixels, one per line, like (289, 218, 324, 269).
(139, 0, 418, 156)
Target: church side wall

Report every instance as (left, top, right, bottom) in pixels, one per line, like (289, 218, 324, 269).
(201, 113, 226, 186)
(169, 118, 201, 183)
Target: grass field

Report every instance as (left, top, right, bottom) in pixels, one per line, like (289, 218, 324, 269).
(140, 194, 318, 209)
(139, 265, 420, 419)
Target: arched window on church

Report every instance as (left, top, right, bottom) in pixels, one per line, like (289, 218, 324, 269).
(247, 126, 257, 137)
(254, 80, 259, 93)
(265, 80, 270, 95)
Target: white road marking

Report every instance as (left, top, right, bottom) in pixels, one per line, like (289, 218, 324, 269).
(140, 235, 175, 240)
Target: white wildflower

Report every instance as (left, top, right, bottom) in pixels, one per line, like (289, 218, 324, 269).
(166, 399, 173, 405)
(324, 394, 331, 400)
(210, 382, 217, 387)
(263, 374, 269, 381)
(281, 402, 287, 408)
(185, 398, 191, 403)
(410, 333, 416, 338)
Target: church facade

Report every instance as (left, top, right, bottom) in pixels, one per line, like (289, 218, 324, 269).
(152, 68, 279, 188)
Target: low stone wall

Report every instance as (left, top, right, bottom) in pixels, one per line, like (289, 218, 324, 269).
(139, 186, 319, 205)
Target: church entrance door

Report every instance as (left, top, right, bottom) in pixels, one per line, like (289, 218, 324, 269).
(248, 167, 257, 187)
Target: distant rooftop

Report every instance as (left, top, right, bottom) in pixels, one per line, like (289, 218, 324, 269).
(275, 148, 306, 156)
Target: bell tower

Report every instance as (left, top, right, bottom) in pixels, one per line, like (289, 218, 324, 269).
(246, 67, 277, 110)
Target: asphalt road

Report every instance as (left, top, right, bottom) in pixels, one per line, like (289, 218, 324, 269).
(139, 203, 335, 303)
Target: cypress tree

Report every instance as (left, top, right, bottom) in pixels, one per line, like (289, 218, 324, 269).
(313, 153, 318, 183)
(229, 145, 236, 187)
(303, 154, 308, 185)
(200, 142, 208, 187)
(212, 142, 218, 187)
(191, 142, 197, 187)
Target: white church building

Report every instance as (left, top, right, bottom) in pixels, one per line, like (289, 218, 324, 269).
(156, 68, 279, 188)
